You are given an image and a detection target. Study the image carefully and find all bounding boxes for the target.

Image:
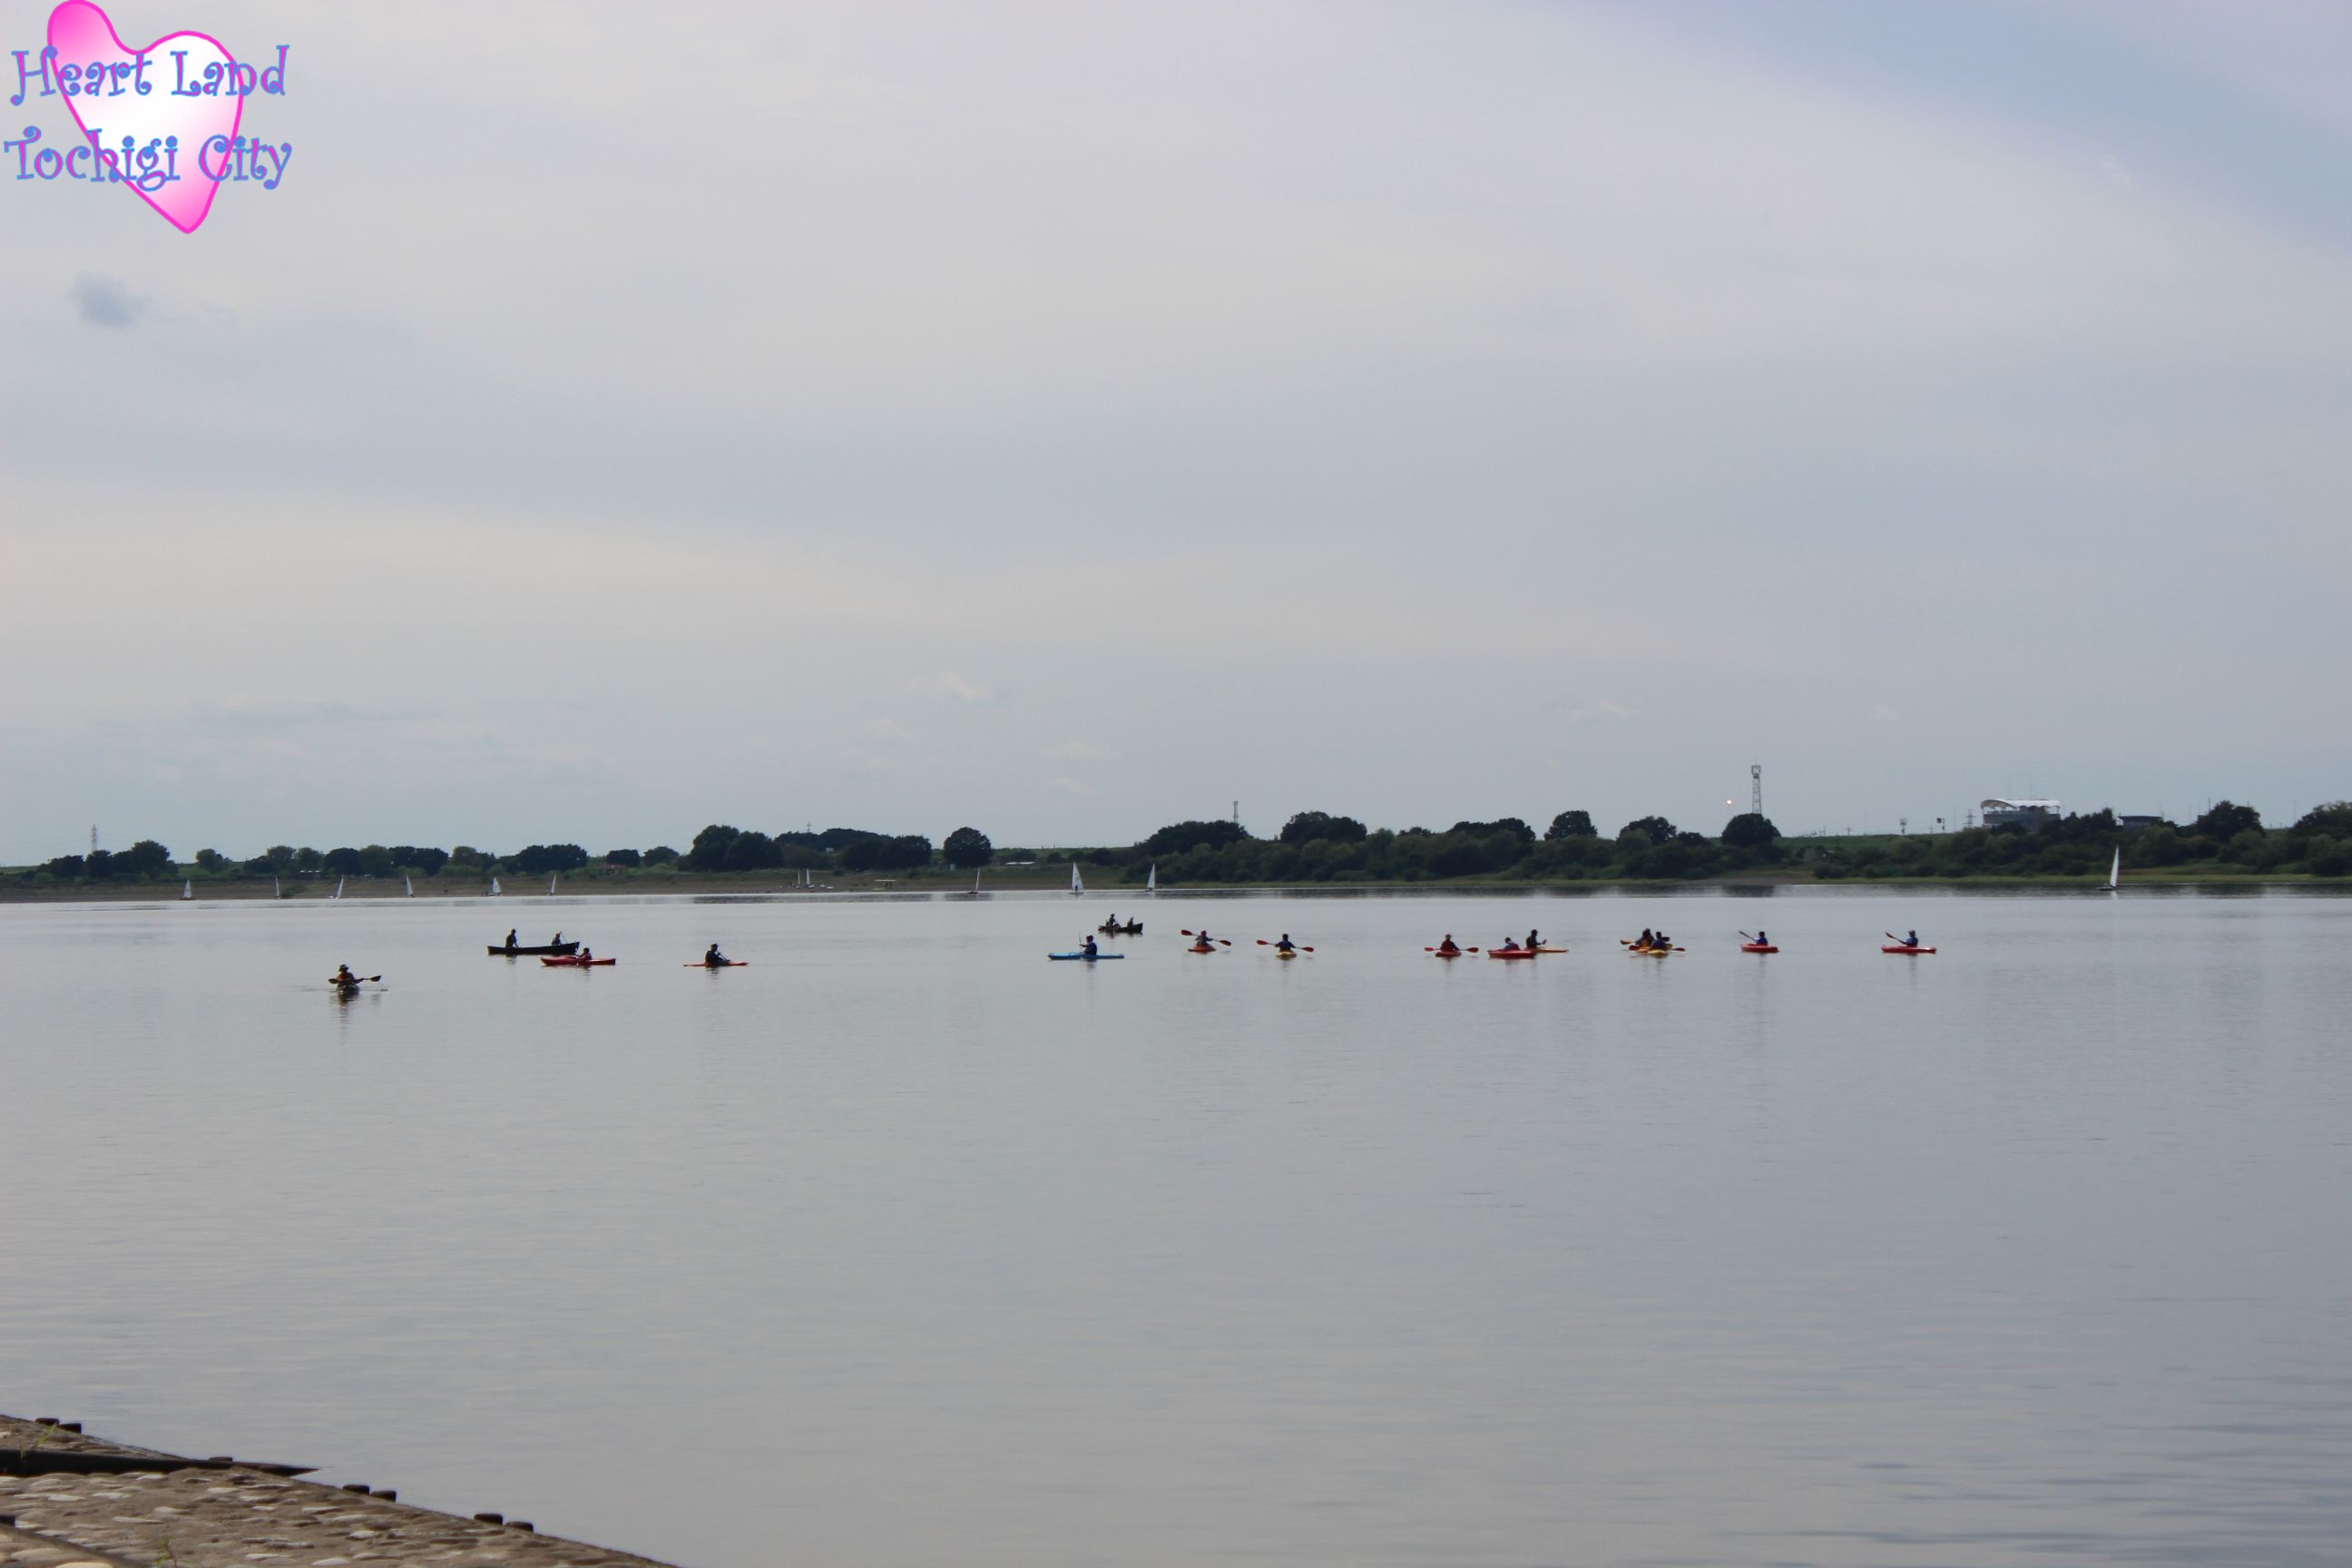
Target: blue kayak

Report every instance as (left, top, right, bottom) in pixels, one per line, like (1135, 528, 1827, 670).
(1048, 951, 1124, 961)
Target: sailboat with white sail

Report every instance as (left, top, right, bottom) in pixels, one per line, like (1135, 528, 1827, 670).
(2102, 847, 2121, 892)
(181, 879, 192, 900)
(489, 876, 503, 897)
(332, 877, 345, 900)
(1070, 863, 1084, 896)
(272, 876, 282, 899)
(1146, 864, 1156, 896)
(405, 875, 415, 897)
(549, 873, 559, 896)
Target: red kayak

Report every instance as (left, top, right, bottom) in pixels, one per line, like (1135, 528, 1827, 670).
(1881, 945, 1936, 955)
(1187, 944, 1216, 954)
(1740, 943, 1779, 954)
(1433, 949, 1465, 959)
(1487, 948, 1537, 960)
(542, 956, 616, 966)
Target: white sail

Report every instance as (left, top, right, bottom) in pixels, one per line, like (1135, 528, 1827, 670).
(272, 876, 281, 899)
(333, 877, 345, 899)
(1071, 863, 1083, 895)
(181, 879, 192, 900)
(490, 876, 503, 897)
(2106, 847, 2121, 891)
(405, 875, 415, 897)
(550, 873, 559, 896)
(974, 869, 983, 895)
(1146, 864, 1156, 895)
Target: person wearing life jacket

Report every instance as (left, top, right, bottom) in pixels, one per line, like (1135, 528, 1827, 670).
(1901, 930, 1921, 949)
(1082, 935, 1099, 957)
(1275, 934, 1296, 953)
(1436, 935, 1461, 956)
(579, 946, 593, 963)
(1497, 936, 1522, 952)
(704, 943, 725, 966)
(1755, 930, 1768, 946)
(1636, 927, 1654, 949)
(334, 964, 358, 985)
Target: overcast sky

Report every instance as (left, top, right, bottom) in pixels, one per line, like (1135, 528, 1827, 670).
(4, 0, 2349, 861)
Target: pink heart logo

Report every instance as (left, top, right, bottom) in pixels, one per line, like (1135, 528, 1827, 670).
(45, 0, 241, 233)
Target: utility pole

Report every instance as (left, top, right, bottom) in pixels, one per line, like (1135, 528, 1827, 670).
(90, 824, 98, 855)
(1750, 763, 1762, 818)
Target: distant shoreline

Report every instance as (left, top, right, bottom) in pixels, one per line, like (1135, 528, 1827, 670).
(0, 867, 2336, 905)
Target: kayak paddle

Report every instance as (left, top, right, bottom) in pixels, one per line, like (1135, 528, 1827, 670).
(1180, 930, 1233, 946)
(1256, 939, 1314, 952)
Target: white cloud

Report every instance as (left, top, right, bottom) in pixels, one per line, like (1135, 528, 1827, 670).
(907, 672, 993, 703)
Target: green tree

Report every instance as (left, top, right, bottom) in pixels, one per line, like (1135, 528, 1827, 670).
(323, 847, 363, 875)
(2295, 802, 2352, 836)
(193, 848, 226, 872)
(1544, 809, 1597, 839)
(725, 831, 783, 871)
(604, 848, 643, 867)
(1280, 811, 1367, 845)
(942, 827, 994, 868)
(1142, 819, 1248, 857)
(1619, 816, 1677, 845)
(644, 845, 679, 864)
(1720, 813, 1779, 848)
(687, 825, 741, 872)
(357, 845, 397, 877)
(117, 839, 172, 878)
(1450, 818, 1534, 845)
(2193, 800, 2262, 839)
(293, 847, 323, 872)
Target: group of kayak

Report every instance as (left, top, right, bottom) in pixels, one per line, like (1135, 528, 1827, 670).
(335, 936, 750, 988)
(1053, 927, 1307, 960)
(1428, 927, 1938, 958)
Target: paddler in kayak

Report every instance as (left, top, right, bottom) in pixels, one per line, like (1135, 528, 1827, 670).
(504, 928, 518, 950)
(1897, 929, 1922, 950)
(1495, 936, 1522, 953)
(1634, 927, 1654, 951)
(1274, 934, 1297, 954)
(1525, 928, 1543, 953)
(1082, 935, 1100, 958)
(1436, 935, 1462, 956)
(703, 942, 727, 967)
(334, 964, 359, 986)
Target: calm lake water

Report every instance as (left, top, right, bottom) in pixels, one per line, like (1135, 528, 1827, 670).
(3, 887, 2349, 1567)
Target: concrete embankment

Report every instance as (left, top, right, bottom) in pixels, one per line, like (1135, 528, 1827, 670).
(1, 1415, 678, 1568)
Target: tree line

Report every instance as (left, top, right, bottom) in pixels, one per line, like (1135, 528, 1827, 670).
(17, 799, 2349, 887)
(1106, 801, 2352, 883)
